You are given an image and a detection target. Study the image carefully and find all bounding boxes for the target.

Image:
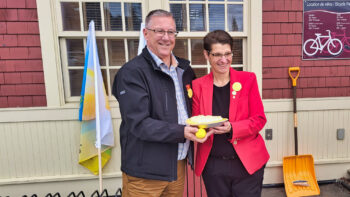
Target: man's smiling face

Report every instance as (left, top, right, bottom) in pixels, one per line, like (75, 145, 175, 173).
(144, 16, 176, 62)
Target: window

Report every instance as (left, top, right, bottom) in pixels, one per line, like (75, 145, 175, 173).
(169, 0, 247, 78)
(58, 1, 144, 102)
(38, 0, 257, 105)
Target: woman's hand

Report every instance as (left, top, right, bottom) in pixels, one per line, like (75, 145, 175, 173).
(209, 121, 231, 135)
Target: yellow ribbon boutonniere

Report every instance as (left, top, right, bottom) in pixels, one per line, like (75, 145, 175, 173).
(186, 84, 193, 98)
(232, 82, 242, 99)
(232, 82, 242, 92)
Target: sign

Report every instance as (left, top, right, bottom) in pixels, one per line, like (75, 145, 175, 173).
(303, 0, 350, 59)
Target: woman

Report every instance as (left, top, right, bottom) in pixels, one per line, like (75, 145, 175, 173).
(192, 30, 269, 197)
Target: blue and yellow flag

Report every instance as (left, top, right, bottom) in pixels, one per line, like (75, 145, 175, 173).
(78, 21, 114, 175)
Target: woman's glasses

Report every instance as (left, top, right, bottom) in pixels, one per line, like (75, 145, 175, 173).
(208, 51, 233, 59)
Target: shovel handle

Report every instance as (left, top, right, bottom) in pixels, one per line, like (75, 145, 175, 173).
(289, 67, 300, 155)
(288, 67, 300, 87)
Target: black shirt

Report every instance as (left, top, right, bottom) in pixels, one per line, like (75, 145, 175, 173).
(209, 82, 237, 157)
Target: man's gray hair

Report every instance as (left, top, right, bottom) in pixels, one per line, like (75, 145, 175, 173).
(145, 9, 175, 28)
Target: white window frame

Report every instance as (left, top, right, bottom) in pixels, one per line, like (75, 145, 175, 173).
(57, 0, 145, 103)
(36, 0, 262, 107)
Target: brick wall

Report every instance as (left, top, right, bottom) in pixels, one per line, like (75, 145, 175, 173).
(0, 0, 46, 108)
(262, 0, 350, 99)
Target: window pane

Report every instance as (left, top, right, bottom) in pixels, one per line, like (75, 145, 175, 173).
(127, 39, 139, 60)
(193, 68, 208, 78)
(108, 39, 125, 66)
(191, 39, 206, 65)
(97, 39, 106, 66)
(170, 4, 187, 31)
(110, 69, 118, 89)
(69, 69, 108, 97)
(209, 0, 224, 1)
(209, 4, 224, 31)
(104, 2, 122, 31)
(173, 39, 188, 59)
(66, 39, 84, 66)
(69, 70, 83, 96)
(232, 39, 243, 64)
(228, 4, 243, 32)
(189, 4, 206, 31)
(228, 0, 243, 1)
(61, 2, 80, 31)
(83, 2, 102, 31)
(233, 67, 243, 71)
(124, 3, 142, 31)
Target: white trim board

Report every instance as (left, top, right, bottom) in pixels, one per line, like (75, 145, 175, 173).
(37, 0, 64, 107)
(264, 97, 350, 112)
(0, 97, 349, 123)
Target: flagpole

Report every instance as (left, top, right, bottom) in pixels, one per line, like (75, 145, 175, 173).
(91, 20, 103, 192)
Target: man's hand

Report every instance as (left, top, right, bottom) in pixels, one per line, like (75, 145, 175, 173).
(184, 126, 214, 143)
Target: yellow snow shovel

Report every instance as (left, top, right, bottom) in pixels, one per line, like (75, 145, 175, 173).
(283, 67, 320, 197)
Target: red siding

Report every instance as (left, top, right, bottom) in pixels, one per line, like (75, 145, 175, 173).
(25, 0, 37, 9)
(6, 0, 26, 9)
(0, 1, 46, 108)
(262, 0, 350, 99)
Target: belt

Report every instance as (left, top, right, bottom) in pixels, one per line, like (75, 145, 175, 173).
(210, 155, 235, 160)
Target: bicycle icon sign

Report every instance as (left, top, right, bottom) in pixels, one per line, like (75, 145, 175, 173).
(303, 30, 343, 57)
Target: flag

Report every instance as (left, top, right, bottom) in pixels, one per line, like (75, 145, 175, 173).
(137, 23, 146, 55)
(78, 21, 114, 175)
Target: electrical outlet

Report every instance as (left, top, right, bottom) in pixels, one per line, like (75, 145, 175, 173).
(265, 129, 273, 140)
(337, 128, 345, 140)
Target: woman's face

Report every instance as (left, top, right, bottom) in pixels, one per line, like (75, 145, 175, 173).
(204, 43, 232, 76)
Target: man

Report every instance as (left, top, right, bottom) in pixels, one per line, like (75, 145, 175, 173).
(112, 9, 210, 196)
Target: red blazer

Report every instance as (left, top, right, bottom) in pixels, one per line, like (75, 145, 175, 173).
(192, 68, 269, 176)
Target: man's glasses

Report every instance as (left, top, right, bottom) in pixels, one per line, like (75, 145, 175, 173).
(146, 28, 178, 37)
(207, 51, 233, 59)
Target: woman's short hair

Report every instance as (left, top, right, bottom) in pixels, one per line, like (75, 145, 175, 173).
(203, 30, 233, 52)
(145, 9, 174, 28)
